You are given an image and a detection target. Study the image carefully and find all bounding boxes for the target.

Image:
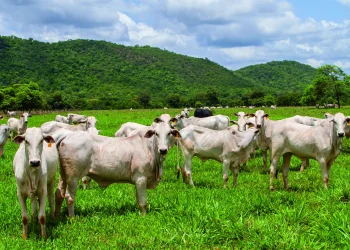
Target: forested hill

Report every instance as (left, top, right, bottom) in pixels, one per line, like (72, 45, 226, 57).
(0, 36, 316, 109)
(235, 60, 317, 94)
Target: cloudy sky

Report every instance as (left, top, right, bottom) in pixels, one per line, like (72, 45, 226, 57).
(1, 0, 350, 73)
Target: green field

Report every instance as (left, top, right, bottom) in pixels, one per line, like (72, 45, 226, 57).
(1, 107, 350, 249)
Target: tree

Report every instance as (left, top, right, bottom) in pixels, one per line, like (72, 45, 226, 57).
(315, 65, 348, 108)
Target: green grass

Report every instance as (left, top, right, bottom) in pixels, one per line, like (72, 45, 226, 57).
(1, 107, 350, 249)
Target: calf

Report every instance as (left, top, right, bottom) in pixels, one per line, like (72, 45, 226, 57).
(13, 128, 58, 239)
(269, 113, 349, 190)
(7, 112, 31, 138)
(0, 125, 10, 157)
(178, 125, 259, 187)
(53, 122, 180, 216)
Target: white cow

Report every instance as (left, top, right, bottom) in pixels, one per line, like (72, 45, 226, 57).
(55, 115, 70, 124)
(269, 113, 349, 190)
(68, 113, 87, 124)
(0, 125, 10, 157)
(180, 108, 190, 118)
(7, 111, 16, 117)
(115, 115, 171, 137)
(178, 125, 259, 187)
(87, 116, 97, 128)
(7, 112, 31, 138)
(41, 121, 87, 134)
(53, 122, 181, 217)
(13, 128, 58, 239)
(171, 114, 230, 130)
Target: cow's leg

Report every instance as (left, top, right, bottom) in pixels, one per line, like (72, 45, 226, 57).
(17, 192, 29, 239)
(319, 159, 330, 189)
(222, 160, 230, 188)
(182, 155, 194, 186)
(230, 163, 239, 187)
(282, 153, 292, 190)
(47, 180, 55, 218)
(261, 149, 268, 173)
(300, 159, 310, 172)
(66, 178, 79, 217)
(269, 156, 279, 191)
(55, 176, 66, 218)
(37, 187, 47, 239)
(135, 176, 147, 216)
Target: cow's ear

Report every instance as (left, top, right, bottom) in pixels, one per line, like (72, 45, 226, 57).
(234, 113, 238, 117)
(230, 120, 238, 125)
(180, 115, 185, 119)
(0, 115, 3, 120)
(264, 114, 269, 119)
(145, 130, 155, 138)
(153, 118, 163, 123)
(12, 135, 25, 144)
(247, 122, 255, 128)
(43, 135, 55, 144)
(170, 118, 178, 125)
(346, 117, 350, 125)
(248, 114, 255, 117)
(171, 130, 181, 139)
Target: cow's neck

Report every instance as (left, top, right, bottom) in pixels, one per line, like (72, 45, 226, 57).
(25, 164, 42, 196)
(150, 138, 164, 182)
(330, 123, 343, 158)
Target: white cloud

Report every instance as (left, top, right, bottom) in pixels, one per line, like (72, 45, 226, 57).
(305, 58, 323, 68)
(334, 60, 350, 70)
(337, 0, 350, 5)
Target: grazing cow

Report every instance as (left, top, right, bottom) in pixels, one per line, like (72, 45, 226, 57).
(270, 105, 276, 109)
(54, 122, 181, 217)
(68, 113, 87, 124)
(55, 115, 70, 124)
(181, 108, 190, 118)
(269, 113, 349, 190)
(41, 121, 88, 134)
(316, 104, 320, 108)
(7, 111, 16, 117)
(194, 108, 213, 118)
(178, 125, 259, 187)
(0, 125, 10, 157)
(324, 103, 336, 108)
(171, 114, 230, 130)
(13, 128, 58, 239)
(7, 112, 31, 139)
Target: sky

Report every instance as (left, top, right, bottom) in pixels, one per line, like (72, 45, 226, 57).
(1, 0, 350, 73)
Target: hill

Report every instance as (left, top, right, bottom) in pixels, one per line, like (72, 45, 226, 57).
(235, 60, 317, 94)
(0, 36, 316, 109)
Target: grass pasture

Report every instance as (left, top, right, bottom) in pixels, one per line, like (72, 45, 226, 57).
(1, 107, 350, 249)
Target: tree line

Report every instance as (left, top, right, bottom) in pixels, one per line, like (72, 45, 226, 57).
(0, 36, 349, 110)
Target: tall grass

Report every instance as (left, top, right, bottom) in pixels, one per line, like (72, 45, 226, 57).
(0, 107, 350, 249)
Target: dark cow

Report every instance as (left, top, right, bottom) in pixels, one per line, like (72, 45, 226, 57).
(194, 108, 213, 118)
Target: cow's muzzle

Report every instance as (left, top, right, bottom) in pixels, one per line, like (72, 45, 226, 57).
(159, 149, 168, 155)
(30, 160, 41, 167)
(256, 124, 262, 128)
(338, 133, 345, 137)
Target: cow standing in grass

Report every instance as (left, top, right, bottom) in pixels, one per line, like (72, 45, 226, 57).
(13, 128, 58, 239)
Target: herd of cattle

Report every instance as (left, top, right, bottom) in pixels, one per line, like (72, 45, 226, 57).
(0, 108, 350, 239)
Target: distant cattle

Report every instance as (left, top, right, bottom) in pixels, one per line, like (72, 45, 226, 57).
(7, 111, 16, 117)
(68, 113, 87, 124)
(324, 103, 336, 108)
(13, 128, 58, 239)
(41, 121, 88, 134)
(55, 115, 70, 124)
(181, 108, 190, 118)
(7, 112, 31, 139)
(194, 108, 213, 118)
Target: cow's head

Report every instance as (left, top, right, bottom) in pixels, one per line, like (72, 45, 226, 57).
(0, 125, 10, 157)
(144, 122, 181, 155)
(21, 112, 31, 124)
(13, 128, 54, 167)
(252, 110, 268, 128)
(331, 113, 349, 138)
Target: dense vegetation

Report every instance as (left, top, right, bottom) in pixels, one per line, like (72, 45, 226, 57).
(0, 35, 322, 110)
(1, 107, 350, 248)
